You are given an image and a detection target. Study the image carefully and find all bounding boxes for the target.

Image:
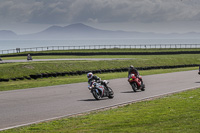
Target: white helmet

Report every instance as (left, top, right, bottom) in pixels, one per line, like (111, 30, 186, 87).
(87, 72, 93, 80)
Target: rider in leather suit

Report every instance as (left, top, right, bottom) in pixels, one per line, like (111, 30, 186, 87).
(128, 65, 145, 88)
(87, 72, 109, 90)
(128, 65, 139, 78)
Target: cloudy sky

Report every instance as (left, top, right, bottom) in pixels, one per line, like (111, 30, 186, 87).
(0, 0, 200, 34)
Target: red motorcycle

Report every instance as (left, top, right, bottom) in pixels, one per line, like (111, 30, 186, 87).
(128, 74, 145, 92)
(198, 66, 200, 75)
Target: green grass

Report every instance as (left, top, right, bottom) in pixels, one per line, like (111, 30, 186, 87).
(2, 48, 200, 55)
(1, 54, 200, 79)
(1, 48, 200, 59)
(2, 87, 200, 133)
(0, 67, 198, 91)
(1, 48, 199, 132)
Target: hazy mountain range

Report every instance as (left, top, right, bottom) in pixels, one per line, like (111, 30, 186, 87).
(0, 23, 200, 40)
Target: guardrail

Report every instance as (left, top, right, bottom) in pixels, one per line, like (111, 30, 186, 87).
(1, 44, 200, 54)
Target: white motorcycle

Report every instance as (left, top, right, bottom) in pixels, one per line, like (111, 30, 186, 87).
(88, 80, 114, 100)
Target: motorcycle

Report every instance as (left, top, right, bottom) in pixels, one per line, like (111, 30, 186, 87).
(88, 80, 114, 100)
(198, 66, 200, 74)
(128, 74, 145, 92)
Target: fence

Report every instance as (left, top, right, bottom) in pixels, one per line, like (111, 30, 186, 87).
(1, 44, 200, 54)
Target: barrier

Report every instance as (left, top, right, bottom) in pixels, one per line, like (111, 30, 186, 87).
(1, 51, 200, 58)
(1, 44, 200, 54)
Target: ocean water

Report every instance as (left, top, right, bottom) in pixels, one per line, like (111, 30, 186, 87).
(0, 38, 200, 51)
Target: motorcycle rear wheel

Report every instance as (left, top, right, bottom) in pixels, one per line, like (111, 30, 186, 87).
(141, 82, 145, 91)
(107, 87, 114, 99)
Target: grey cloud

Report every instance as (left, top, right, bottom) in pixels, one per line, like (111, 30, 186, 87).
(1, 0, 200, 25)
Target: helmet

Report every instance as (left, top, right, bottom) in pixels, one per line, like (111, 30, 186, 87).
(87, 72, 93, 80)
(130, 65, 134, 68)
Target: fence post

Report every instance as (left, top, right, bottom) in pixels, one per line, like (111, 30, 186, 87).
(16, 48, 20, 53)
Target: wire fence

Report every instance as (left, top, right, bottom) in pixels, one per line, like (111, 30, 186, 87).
(1, 44, 200, 54)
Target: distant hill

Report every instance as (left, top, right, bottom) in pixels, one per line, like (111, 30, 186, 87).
(25, 23, 174, 39)
(0, 30, 17, 39)
(0, 23, 200, 40)
(31, 23, 126, 39)
(42, 23, 103, 33)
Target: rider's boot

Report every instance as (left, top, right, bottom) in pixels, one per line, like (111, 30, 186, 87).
(104, 83, 109, 91)
(103, 82, 112, 93)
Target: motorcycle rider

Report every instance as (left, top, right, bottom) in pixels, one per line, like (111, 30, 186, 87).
(128, 65, 139, 78)
(27, 54, 32, 61)
(128, 65, 145, 88)
(87, 72, 109, 90)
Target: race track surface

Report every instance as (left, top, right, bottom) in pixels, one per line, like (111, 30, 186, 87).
(0, 70, 199, 130)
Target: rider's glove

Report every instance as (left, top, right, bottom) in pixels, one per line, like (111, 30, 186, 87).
(88, 87, 92, 90)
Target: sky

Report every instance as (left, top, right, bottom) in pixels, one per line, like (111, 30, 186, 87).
(0, 0, 200, 34)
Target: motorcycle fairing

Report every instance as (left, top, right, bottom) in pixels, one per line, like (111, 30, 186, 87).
(95, 83, 105, 97)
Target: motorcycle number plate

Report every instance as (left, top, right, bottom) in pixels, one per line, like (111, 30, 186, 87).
(129, 78, 132, 81)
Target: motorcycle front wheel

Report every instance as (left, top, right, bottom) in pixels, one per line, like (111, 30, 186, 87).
(131, 82, 137, 92)
(92, 89, 101, 100)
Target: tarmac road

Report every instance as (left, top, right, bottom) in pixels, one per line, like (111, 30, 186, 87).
(0, 70, 199, 131)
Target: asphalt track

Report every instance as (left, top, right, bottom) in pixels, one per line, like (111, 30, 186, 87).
(0, 70, 200, 131)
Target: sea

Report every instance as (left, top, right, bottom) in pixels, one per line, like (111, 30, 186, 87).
(0, 39, 200, 53)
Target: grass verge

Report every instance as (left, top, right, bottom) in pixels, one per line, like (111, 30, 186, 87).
(1, 54, 200, 79)
(1, 48, 200, 56)
(2, 87, 200, 133)
(0, 67, 198, 91)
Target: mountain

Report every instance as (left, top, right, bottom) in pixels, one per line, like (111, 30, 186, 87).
(41, 23, 108, 33)
(1, 23, 200, 40)
(0, 30, 18, 39)
(23, 23, 200, 39)
(32, 23, 123, 39)
(27, 23, 169, 39)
